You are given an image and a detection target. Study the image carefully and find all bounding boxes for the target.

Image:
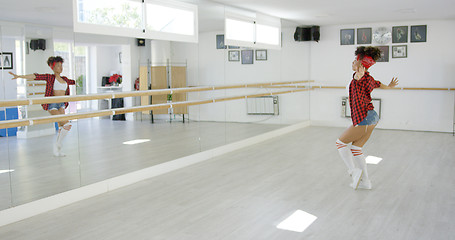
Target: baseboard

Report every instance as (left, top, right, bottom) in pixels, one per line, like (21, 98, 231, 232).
(0, 120, 310, 227)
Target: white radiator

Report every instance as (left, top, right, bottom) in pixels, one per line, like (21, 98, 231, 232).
(247, 96, 279, 115)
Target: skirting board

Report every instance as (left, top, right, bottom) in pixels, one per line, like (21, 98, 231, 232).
(0, 120, 310, 227)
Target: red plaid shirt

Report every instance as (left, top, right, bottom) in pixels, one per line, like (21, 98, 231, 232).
(33, 74, 75, 111)
(349, 72, 381, 126)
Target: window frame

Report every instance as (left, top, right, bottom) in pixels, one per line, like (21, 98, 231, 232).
(224, 12, 281, 50)
(72, 0, 198, 43)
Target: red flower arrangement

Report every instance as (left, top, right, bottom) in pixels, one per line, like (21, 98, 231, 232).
(109, 74, 122, 84)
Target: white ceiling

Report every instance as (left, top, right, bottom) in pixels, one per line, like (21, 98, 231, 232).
(211, 0, 455, 26)
(0, 0, 453, 32)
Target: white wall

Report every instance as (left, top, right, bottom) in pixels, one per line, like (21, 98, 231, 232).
(151, 40, 171, 64)
(310, 20, 455, 132)
(172, 27, 312, 124)
(0, 37, 18, 101)
(95, 46, 122, 87)
(3, 19, 453, 131)
(24, 38, 54, 77)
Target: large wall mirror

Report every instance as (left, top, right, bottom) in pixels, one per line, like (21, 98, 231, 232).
(0, 0, 310, 212)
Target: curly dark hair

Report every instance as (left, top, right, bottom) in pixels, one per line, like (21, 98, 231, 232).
(355, 46, 382, 61)
(47, 56, 64, 67)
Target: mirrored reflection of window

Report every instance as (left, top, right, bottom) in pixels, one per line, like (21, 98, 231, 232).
(77, 0, 142, 29)
(54, 41, 79, 113)
(15, 39, 26, 98)
(74, 46, 88, 96)
(146, 3, 194, 35)
(74, 45, 89, 116)
(54, 41, 73, 79)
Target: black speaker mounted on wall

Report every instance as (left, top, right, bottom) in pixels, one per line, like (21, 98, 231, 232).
(294, 27, 311, 41)
(311, 26, 320, 42)
(30, 39, 46, 51)
(294, 26, 320, 42)
(137, 38, 145, 46)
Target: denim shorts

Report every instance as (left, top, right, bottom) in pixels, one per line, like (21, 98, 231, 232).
(48, 102, 65, 110)
(358, 110, 379, 126)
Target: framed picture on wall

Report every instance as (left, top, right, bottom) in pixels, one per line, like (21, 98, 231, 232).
(228, 50, 240, 61)
(340, 29, 355, 45)
(241, 50, 254, 64)
(392, 26, 408, 43)
(216, 34, 226, 49)
(376, 46, 389, 62)
(357, 28, 372, 44)
(1, 52, 13, 70)
(392, 45, 407, 58)
(410, 25, 427, 42)
(255, 50, 267, 61)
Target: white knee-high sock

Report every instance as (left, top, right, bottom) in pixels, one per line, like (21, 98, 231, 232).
(54, 128, 62, 156)
(351, 145, 369, 181)
(336, 139, 355, 175)
(56, 123, 71, 148)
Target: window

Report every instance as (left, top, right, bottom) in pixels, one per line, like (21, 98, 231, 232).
(143, 0, 198, 42)
(54, 42, 73, 79)
(73, 0, 198, 43)
(77, 0, 142, 29)
(226, 18, 255, 43)
(225, 12, 281, 49)
(256, 24, 280, 46)
(54, 41, 78, 113)
(74, 46, 88, 96)
(146, 3, 194, 35)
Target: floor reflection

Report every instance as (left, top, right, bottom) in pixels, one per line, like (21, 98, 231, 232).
(0, 119, 286, 209)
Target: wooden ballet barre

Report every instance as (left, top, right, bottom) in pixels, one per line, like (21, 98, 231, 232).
(0, 80, 312, 108)
(388, 87, 455, 91)
(0, 88, 312, 130)
(311, 86, 346, 89)
(311, 85, 455, 91)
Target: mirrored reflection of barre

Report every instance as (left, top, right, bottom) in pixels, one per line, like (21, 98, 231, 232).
(0, 88, 312, 130)
(311, 85, 455, 91)
(0, 80, 313, 108)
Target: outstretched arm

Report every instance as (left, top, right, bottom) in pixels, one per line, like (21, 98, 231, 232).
(9, 72, 36, 81)
(380, 77, 399, 89)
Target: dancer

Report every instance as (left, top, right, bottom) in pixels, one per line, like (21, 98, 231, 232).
(336, 46, 398, 190)
(10, 56, 75, 157)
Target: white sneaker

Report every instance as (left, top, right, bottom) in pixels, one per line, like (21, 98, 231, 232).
(350, 179, 372, 190)
(57, 151, 66, 157)
(53, 144, 66, 157)
(359, 180, 372, 190)
(351, 168, 363, 190)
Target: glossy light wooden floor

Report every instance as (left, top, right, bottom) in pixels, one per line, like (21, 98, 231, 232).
(0, 126, 454, 240)
(0, 119, 284, 208)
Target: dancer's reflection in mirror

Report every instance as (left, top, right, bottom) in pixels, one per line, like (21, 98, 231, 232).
(10, 56, 75, 157)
